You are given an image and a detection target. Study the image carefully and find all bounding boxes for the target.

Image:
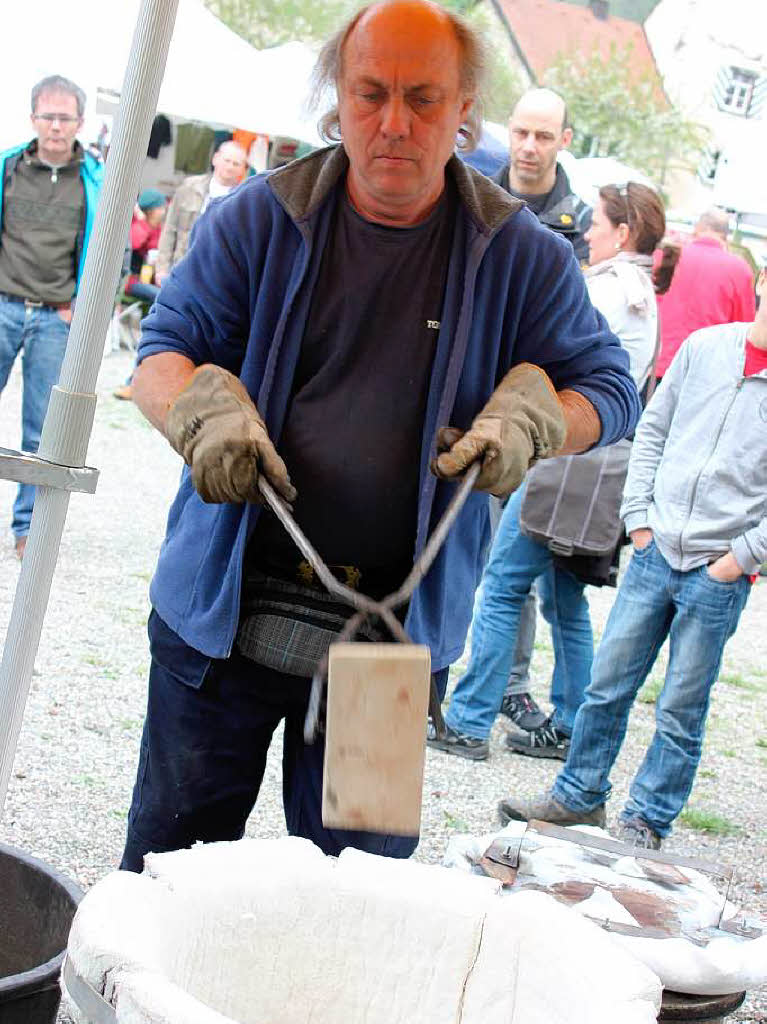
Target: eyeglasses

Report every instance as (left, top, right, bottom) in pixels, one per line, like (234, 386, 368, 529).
(33, 114, 80, 124)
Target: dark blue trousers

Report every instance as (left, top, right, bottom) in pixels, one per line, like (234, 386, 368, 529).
(120, 611, 418, 872)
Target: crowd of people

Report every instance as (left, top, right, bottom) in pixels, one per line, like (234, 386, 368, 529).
(0, 0, 763, 867)
(426, 86, 762, 852)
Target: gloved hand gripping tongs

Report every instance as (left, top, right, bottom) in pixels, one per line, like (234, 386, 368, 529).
(257, 461, 481, 744)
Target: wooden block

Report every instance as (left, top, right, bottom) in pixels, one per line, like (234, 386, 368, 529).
(323, 643, 431, 836)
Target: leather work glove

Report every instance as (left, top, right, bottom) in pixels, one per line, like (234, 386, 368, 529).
(432, 363, 567, 497)
(166, 364, 296, 504)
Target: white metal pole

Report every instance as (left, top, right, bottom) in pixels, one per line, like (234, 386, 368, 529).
(0, 0, 181, 813)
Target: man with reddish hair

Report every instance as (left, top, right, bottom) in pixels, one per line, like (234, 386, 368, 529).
(119, 0, 639, 870)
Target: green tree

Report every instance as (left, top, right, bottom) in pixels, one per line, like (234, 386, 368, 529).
(453, 1, 524, 123)
(544, 43, 707, 185)
(204, 0, 350, 47)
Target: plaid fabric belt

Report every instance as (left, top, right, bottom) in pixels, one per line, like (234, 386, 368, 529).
(237, 570, 386, 678)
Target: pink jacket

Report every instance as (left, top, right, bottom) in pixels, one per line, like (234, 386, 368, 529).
(656, 237, 755, 377)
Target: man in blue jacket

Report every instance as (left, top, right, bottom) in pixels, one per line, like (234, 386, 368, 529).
(120, 0, 640, 871)
(0, 75, 103, 558)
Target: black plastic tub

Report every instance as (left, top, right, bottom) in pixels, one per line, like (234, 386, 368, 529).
(0, 842, 82, 1024)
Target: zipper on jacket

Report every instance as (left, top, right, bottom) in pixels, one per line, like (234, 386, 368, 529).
(225, 218, 315, 660)
(51, 167, 58, 184)
(678, 377, 743, 559)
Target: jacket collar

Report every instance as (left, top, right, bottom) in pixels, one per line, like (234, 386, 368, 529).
(191, 172, 213, 197)
(492, 160, 576, 211)
(24, 138, 84, 169)
(546, 162, 576, 208)
(691, 235, 727, 251)
(267, 144, 522, 235)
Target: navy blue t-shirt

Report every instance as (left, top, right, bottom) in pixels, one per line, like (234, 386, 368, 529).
(250, 181, 456, 591)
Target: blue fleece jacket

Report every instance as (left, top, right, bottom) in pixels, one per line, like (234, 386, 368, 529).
(138, 146, 640, 671)
(0, 141, 104, 291)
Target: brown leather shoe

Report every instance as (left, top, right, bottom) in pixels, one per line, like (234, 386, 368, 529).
(14, 535, 27, 560)
(497, 789, 606, 828)
(113, 384, 133, 401)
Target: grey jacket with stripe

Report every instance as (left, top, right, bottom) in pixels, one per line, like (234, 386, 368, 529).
(621, 321, 767, 574)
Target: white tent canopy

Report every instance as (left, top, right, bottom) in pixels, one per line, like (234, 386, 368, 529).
(713, 146, 767, 218)
(0, 0, 323, 150)
(557, 151, 656, 208)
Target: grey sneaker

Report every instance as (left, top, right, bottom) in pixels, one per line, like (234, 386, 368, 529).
(498, 789, 606, 828)
(426, 723, 489, 761)
(504, 717, 570, 760)
(500, 691, 547, 731)
(617, 817, 662, 850)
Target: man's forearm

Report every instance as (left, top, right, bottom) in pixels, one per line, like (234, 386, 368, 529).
(556, 389, 601, 454)
(132, 351, 196, 436)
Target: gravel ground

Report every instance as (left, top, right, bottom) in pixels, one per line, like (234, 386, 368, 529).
(0, 349, 765, 1021)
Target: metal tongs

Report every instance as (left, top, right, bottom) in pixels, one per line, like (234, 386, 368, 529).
(257, 461, 481, 744)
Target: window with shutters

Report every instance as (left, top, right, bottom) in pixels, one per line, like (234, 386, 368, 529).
(713, 66, 766, 117)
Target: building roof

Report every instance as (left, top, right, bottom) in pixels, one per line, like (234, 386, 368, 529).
(494, 0, 665, 98)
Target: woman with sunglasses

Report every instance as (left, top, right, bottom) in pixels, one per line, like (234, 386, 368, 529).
(430, 181, 675, 763)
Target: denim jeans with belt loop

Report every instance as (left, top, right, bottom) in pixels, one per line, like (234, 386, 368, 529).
(121, 610, 419, 872)
(0, 295, 70, 537)
(445, 484, 594, 739)
(553, 539, 751, 836)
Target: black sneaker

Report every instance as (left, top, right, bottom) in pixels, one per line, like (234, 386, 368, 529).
(504, 717, 570, 760)
(426, 723, 489, 761)
(617, 817, 662, 850)
(500, 691, 547, 731)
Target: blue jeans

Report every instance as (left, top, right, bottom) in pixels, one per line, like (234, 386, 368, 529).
(553, 540, 750, 836)
(504, 589, 537, 694)
(489, 495, 538, 694)
(121, 612, 418, 872)
(445, 485, 593, 739)
(0, 297, 70, 536)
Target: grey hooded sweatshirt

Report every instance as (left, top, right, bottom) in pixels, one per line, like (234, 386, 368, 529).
(621, 321, 767, 574)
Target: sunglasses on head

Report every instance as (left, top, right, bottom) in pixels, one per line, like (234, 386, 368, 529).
(613, 181, 636, 233)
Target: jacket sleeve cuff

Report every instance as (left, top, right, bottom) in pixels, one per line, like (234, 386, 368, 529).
(731, 535, 761, 576)
(622, 511, 650, 535)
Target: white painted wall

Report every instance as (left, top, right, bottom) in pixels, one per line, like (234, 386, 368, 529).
(645, 0, 767, 216)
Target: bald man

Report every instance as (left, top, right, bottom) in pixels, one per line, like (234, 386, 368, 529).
(655, 207, 755, 379)
(155, 140, 248, 285)
(119, 0, 639, 870)
(480, 89, 591, 737)
(493, 88, 591, 263)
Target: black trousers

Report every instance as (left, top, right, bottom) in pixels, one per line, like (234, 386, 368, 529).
(120, 611, 418, 872)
